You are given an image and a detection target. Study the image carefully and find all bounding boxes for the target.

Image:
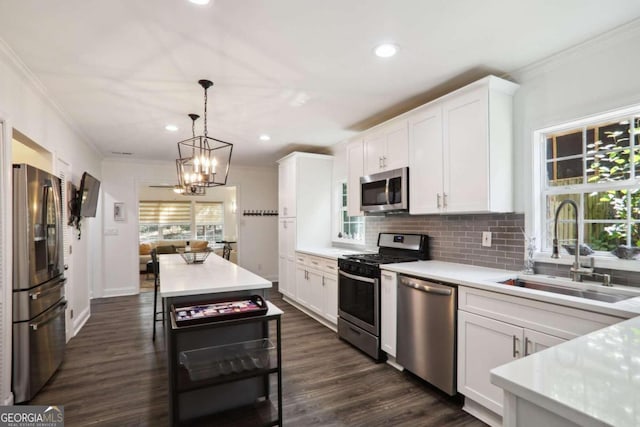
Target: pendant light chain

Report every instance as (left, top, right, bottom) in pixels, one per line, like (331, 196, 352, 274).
(203, 84, 208, 139)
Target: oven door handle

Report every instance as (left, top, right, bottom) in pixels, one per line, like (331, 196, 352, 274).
(339, 270, 377, 284)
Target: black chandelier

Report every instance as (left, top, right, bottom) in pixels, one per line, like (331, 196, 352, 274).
(176, 79, 233, 188)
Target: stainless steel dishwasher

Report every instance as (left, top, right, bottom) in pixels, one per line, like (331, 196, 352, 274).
(397, 274, 457, 395)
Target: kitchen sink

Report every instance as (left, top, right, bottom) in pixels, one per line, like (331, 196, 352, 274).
(499, 278, 636, 303)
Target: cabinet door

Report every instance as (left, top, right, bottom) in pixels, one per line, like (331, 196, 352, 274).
(323, 273, 338, 324)
(458, 310, 523, 416)
(278, 256, 290, 298)
(278, 158, 297, 217)
(524, 329, 566, 356)
(363, 131, 386, 175)
(286, 258, 296, 300)
(307, 268, 324, 315)
(383, 119, 408, 171)
(443, 87, 489, 213)
(380, 271, 398, 357)
(408, 105, 443, 215)
(295, 265, 309, 305)
(346, 139, 364, 217)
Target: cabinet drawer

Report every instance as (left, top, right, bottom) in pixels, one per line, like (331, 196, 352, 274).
(458, 286, 623, 340)
(295, 253, 308, 265)
(307, 256, 323, 270)
(321, 258, 338, 275)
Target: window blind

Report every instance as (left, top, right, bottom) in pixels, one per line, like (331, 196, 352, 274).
(195, 202, 224, 224)
(139, 201, 192, 224)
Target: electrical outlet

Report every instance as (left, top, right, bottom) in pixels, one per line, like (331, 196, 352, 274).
(482, 231, 492, 247)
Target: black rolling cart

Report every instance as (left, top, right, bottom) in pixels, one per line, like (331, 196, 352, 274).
(167, 297, 283, 426)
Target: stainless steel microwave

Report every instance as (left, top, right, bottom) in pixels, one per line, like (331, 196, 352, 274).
(360, 167, 408, 213)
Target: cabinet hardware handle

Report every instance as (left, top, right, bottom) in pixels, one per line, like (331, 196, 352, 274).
(524, 337, 530, 356)
(382, 273, 392, 280)
(512, 335, 520, 358)
(322, 277, 325, 286)
(437, 193, 441, 208)
(443, 193, 448, 208)
(379, 157, 383, 169)
(382, 156, 387, 168)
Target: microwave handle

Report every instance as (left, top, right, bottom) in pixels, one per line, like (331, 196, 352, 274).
(385, 179, 390, 205)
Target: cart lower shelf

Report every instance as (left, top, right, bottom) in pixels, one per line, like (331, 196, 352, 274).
(178, 399, 279, 427)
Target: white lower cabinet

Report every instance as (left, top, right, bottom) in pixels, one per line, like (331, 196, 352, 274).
(293, 252, 339, 327)
(380, 271, 398, 357)
(457, 311, 566, 416)
(322, 273, 338, 324)
(457, 285, 622, 424)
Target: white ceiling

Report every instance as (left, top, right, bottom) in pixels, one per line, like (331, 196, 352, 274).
(1, 0, 640, 167)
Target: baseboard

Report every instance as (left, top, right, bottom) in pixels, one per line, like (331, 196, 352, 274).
(385, 356, 404, 372)
(102, 287, 139, 298)
(462, 398, 502, 427)
(282, 295, 337, 333)
(2, 393, 14, 405)
(72, 305, 91, 338)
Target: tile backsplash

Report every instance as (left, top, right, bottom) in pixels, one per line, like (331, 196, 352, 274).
(365, 213, 526, 271)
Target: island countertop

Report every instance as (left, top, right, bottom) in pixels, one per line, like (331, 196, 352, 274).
(159, 252, 272, 298)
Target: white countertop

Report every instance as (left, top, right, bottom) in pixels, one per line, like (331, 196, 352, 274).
(295, 246, 369, 259)
(382, 260, 640, 426)
(381, 260, 640, 318)
(491, 315, 640, 427)
(159, 253, 272, 298)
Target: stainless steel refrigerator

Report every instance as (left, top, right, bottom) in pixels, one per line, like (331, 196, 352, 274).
(12, 164, 67, 403)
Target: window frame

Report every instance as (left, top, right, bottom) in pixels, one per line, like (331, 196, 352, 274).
(333, 181, 365, 244)
(138, 200, 224, 245)
(532, 104, 640, 272)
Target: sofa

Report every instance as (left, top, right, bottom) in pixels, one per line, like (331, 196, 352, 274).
(139, 239, 209, 272)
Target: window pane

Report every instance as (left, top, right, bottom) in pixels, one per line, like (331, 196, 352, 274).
(584, 191, 620, 220)
(593, 120, 630, 149)
(160, 224, 191, 240)
(547, 194, 580, 245)
(139, 225, 159, 241)
(632, 223, 640, 247)
(546, 130, 582, 159)
(585, 223, 624, 251)
(546, 158, 582, 186)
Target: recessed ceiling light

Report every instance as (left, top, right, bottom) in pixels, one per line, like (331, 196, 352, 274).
(259, 134, 271, 141)
(374, 43, 399, 58)
(165, 124, 179, 132)
(189, 0, 210, 5)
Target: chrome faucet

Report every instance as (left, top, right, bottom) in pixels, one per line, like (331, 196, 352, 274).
(551, 199, 594, 282)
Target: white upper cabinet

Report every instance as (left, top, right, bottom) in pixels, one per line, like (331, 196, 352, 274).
(409, 76, 519, 214)
(408, 104, 443, 214)
(346, 138, 364, 217)
(277, 151, 333, 257)
(363, 118, 409, 176)
(278, 156, 297, 218)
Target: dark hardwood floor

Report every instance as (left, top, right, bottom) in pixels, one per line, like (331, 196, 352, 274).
(31, 285, 486, 427)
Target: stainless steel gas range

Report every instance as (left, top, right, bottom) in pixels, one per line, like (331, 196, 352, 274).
(337, 233, 429, 361)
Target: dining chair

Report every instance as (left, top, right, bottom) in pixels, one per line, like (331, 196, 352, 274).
(151, 248, 164, 341)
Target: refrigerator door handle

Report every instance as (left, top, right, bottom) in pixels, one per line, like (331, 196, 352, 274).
(29, 278, 67, 300)
(29, 300, 67, 331)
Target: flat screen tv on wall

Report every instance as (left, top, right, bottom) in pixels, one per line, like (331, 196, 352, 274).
(79, 172, 100, 217)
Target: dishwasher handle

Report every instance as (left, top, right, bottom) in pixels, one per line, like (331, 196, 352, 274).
(399, 277, 452, 296)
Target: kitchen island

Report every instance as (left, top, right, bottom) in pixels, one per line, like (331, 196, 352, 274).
(159, 253, 282, 427)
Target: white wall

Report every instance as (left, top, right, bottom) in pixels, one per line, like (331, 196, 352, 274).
(0, 41, 102, 404)
(100, 159, 278, 298)
(511, 21, 640, 235)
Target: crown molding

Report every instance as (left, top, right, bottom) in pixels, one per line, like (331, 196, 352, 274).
(0, 37, 101, 156)
(512, 17, 640, 80)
